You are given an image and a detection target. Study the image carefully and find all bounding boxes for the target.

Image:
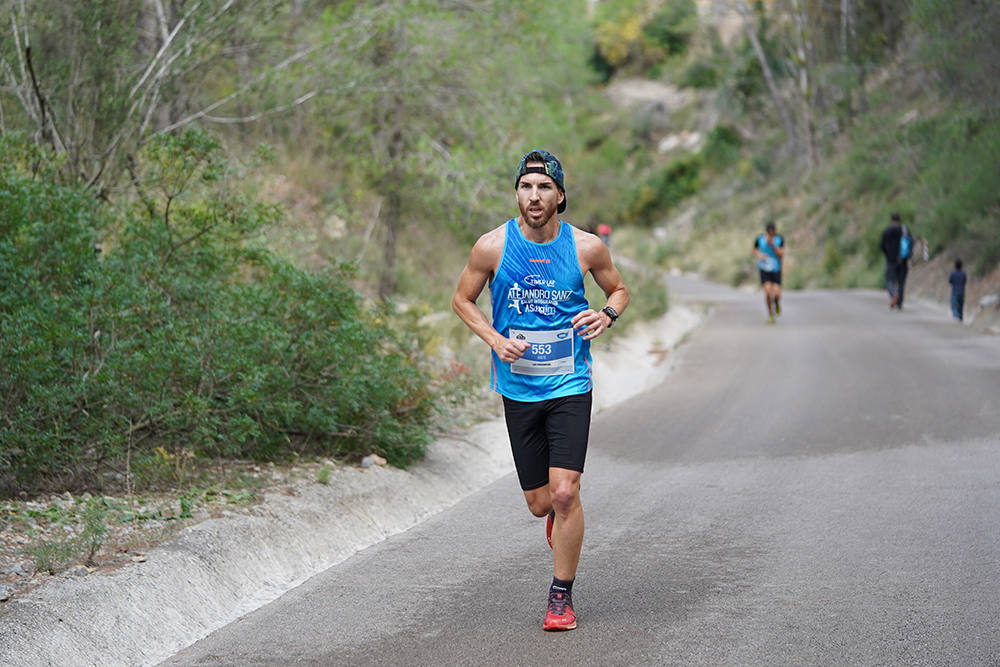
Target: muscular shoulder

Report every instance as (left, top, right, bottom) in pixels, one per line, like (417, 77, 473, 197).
(571, 224, 611, 272)
(468, 223, 507, 271)
(572, 225, 604, 256)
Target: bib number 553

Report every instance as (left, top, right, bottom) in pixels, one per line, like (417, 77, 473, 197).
(530, 343, 552, 356)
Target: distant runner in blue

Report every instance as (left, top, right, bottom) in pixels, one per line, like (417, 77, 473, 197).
(452, 149, 629, 632)
(752, 221, 785, 324)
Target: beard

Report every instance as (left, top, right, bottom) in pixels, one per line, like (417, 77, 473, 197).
(519, 201, 558, 228)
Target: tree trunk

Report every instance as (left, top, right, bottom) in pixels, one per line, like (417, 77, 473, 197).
(840, 0, 854, 123)
(790, 0, 819, 167)
(735, 0, 799, 153)
(375, 16, 406, 301)
(378, 183, 401, 300)
(377, 106, 405, 300)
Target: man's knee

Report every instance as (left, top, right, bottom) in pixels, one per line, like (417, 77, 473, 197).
(549, 480, 580, 514)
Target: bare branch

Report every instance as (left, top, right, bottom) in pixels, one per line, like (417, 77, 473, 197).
(194, 90, 318, 125)
(129, 0, 203, 101)
(155, 46, 317, 133)
(152, 0, 170, 44)
(733, 0, 800, 152)
(6, 4, 38, 124)
(125, 154, 158, 219)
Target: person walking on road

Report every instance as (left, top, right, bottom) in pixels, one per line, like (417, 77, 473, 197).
(752, 221, 784, 324)
(949, 259, 967, 322)
(880, 212, 912, 310)
(452, 149, 630, 632)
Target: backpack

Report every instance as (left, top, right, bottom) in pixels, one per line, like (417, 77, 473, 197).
(899, 225, 913, 261)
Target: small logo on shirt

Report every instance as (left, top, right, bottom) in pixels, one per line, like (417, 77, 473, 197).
(523, 274, 556, 288)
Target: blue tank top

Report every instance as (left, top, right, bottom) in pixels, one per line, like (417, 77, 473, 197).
(756, 234, 783, 272)
(489, 219, 592, 402)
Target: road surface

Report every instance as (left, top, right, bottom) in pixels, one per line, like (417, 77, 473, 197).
(165, 277, 1000, 666)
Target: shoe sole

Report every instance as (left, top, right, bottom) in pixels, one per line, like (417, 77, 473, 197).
(546, 510, 554, 549)
(543, 621, 577, 631)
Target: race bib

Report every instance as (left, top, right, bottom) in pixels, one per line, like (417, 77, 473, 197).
(509, 328, 575, 376)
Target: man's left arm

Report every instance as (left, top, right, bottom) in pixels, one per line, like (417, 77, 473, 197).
(571, 235, 629, 341)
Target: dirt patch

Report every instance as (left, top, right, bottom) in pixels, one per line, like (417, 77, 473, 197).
(0, 461, 328, 604)
(603, 78, 695, 114)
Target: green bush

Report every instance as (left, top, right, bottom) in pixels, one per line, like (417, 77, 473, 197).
(727, 44, 768, 108)
(703, 125, 742, 170)
(588, 44, 616, 83)
(0, 132, 436, 497)
(823, 238, 845, 276)
(682, 60, 720, 89)
(643, 0, 697, 57)
(625, 154, 703, 226)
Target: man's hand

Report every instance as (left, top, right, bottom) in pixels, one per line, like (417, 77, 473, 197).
(492, 335, 530, 363)
(572, 309, 611, 341)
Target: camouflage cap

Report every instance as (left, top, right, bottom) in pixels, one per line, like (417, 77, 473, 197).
(514, 149, 566, 213)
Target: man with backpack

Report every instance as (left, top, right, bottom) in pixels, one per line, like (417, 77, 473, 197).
(880, 212, 912, 310)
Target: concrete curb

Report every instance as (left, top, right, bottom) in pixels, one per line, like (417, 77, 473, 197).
(0, 305, 703, 667)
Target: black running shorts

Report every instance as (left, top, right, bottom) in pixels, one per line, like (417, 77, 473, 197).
(759, 269, 782, 285)
(502, 391, 592, 491)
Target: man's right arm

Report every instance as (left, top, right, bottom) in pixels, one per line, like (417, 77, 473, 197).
(452, 232, 529, 363)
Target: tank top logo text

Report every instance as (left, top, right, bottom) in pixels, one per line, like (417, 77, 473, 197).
(507, 275, 574, 317)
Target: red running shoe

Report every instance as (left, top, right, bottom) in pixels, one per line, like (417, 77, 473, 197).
(543, 589, 576, 631)
(546, 510, 555, 549)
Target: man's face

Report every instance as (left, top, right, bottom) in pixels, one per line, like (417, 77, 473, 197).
(516, 163, 564, 228)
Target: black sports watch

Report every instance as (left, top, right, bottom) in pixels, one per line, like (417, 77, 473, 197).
(601, 305, 619, 328)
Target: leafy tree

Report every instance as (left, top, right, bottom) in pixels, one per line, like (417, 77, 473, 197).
(297, 0, 595, 299)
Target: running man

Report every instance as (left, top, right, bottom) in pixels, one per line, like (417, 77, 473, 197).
(752, 221, 785, 323)
(452, 149, 629, 631)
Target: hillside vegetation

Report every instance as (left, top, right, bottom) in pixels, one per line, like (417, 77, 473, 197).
(2, 0, 997, 500)
(595, 0, 999, 296)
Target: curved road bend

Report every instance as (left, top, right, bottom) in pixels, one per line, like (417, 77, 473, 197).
(165, 276, 1000, 666)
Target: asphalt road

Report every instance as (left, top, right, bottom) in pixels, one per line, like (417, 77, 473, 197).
(164, 278, 1000, 666)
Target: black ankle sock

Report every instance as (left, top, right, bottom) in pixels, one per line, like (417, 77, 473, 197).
(551, 577, 574, 594)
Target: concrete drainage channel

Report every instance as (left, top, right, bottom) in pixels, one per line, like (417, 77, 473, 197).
(0, 305, 704, 667)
